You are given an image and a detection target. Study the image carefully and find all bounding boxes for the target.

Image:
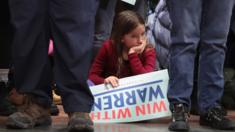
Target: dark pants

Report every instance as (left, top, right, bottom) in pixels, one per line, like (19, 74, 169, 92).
(8, 0, 97, 113)
(0, 0, 12, 68)
(93, 0, 118, 59)
(225, 29, 235, 69)
(167, 0, 234, 114)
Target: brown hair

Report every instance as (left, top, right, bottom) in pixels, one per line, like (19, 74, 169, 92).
(111, 10, 145, 77)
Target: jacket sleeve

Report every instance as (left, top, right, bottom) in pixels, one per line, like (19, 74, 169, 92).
(128, 48, 156, 75)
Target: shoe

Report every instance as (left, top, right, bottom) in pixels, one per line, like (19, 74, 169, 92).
(168, 104, 190, 131)
(67, 112, 94, 132)
(200, 106, 235, 130)
(6, 95, 52, 129)
(50, 103, 59, 116)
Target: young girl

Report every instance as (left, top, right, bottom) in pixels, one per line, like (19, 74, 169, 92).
(89, 10, 157, 87)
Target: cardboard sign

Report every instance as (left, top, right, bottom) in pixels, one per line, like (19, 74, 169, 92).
(89, 69, 171, 123)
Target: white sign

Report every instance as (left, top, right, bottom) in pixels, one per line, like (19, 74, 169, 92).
(121, 0, 136, 5)
(89, 70, 171, 123)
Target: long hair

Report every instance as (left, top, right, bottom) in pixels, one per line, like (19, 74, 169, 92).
(111, 10, 145, 77)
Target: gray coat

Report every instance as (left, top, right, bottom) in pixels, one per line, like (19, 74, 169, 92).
(146, 0, 171, 69)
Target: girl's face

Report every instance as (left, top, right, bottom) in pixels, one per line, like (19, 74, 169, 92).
(121, 24, 146, 49)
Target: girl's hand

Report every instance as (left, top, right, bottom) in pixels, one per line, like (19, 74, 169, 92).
(104, 76, 119, 88)
(128, 37, 147, 54)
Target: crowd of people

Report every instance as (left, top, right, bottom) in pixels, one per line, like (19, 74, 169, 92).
(0, 0, 235, 132)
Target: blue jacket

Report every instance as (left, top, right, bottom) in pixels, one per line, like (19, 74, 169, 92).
(146, 0, 171, 69)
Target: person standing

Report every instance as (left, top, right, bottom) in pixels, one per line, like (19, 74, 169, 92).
(7, 0, 97, 131)
(167, 0, 235, 131)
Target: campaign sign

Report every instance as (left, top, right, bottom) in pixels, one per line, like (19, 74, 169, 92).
(89, 69, 171, 123)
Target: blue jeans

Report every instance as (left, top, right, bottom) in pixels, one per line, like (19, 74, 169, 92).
(167, 0, 234, 114)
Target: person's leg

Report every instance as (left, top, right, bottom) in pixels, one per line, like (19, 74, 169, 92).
(198, 0, 235, 130)
(198, 0, 234, 114)
(167, 0, 201, 131)
(167, 0, 201, 109)
(50, 0, 96, 131)
(115, 0, 147, 19)
(51, 0, 96, 114)
(93, 0, 118, 59)
(0, 0, 12, 68)
(133, 0, 147, 19)
(8, 0, 52, 105)
(225, 29, 235, 69)
(7, 0, 52, 129)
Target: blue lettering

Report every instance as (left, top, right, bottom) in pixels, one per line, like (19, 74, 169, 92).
(125, 90, 136, 105)
(113, 93, 125, 108)
(149, 85, 164, 101)
(137, 88, 147, 103)
(92, 97, 102, 111)
(103, 96, 112, 110)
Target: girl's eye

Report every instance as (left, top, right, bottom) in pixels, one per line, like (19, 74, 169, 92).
(141, 32, 146, 36)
